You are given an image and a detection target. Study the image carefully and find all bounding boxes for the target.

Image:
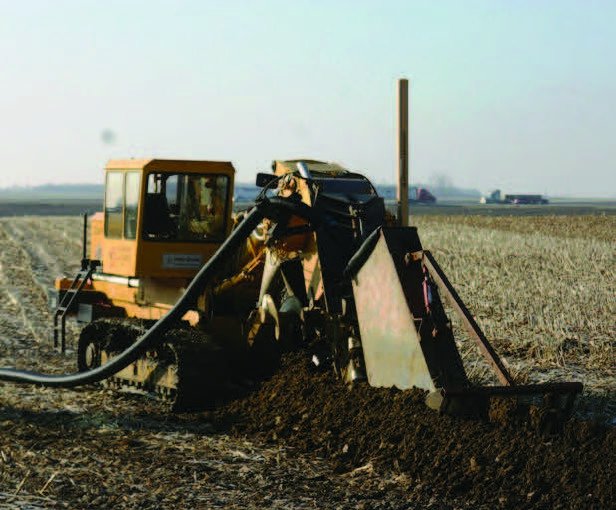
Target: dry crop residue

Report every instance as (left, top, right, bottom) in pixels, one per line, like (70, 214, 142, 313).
(414, 215, 615, 394)
(0, 217, 80, 374)
(0, 215, 614, 509)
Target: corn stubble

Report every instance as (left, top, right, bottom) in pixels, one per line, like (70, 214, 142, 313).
(0, 214, 614, 508)
(413, 215, 614, 394)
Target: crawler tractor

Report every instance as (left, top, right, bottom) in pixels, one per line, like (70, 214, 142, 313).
(0, 157, 582, 418)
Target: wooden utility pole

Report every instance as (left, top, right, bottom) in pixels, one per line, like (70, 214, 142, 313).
(397, 78, 409, 226)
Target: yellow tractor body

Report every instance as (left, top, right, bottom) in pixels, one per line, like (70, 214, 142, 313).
(56, 159, 237, 321)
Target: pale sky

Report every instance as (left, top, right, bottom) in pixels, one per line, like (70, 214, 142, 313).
(0, 0, 614, 197)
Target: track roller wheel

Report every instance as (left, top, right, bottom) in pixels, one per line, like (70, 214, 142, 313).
(77, 320, 110, 372)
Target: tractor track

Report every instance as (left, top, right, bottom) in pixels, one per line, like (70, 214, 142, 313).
(0, 218, 80, 370)
(0, 224, 49, 346)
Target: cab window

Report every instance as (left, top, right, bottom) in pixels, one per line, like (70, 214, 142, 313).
(124, 172, 141, 239)
(104, 172, 124, 238)
(143, 173, 229, 242)
(104, 171, 141, 239)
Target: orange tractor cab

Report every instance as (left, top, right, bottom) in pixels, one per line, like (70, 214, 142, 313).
(54, 159, 238, 347)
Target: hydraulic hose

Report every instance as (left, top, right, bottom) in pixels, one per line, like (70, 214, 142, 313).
(0, 205, 267, 387)
(0, 197, 320, 388)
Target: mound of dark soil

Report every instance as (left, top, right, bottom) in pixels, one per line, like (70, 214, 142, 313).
(215, 353, 615, 509)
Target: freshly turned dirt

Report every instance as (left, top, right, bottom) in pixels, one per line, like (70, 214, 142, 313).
(214, 353, 615, 509)
(0, 216, 614, 509)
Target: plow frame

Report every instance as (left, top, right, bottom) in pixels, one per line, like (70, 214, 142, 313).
(348, 227, 583, 418)
(421, 249, 583, 415)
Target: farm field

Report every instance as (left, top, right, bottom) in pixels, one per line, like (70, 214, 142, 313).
(0, 214, 614, 509)
(414, 214, 615, 397)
